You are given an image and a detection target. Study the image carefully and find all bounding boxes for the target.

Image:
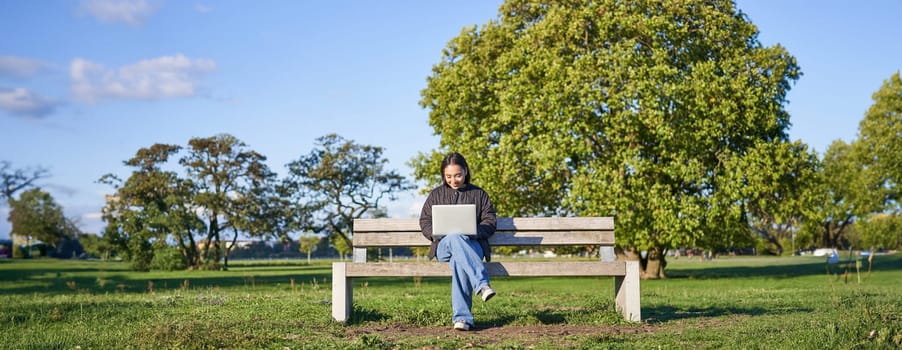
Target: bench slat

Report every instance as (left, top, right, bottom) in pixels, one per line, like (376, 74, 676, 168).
(353, 231, 614, 247)
(343, 261, 626, 277)
(353, 217, 614, 232)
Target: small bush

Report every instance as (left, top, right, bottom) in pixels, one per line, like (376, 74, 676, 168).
(150, 246, 187, 271)
(13, 245, 26, 258)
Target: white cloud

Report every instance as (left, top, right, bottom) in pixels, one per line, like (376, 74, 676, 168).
(83, 212, 104, 220)
(194, 3, 213, 13)
(70, 54, 216, 103)
(0, 87, 60, 118)
(78, 0, 159, 26)
(0, 56, 46, 79)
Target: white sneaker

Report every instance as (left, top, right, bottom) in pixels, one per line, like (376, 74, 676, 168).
(479, 286, 496, 302)
(453, 321, 471, 331)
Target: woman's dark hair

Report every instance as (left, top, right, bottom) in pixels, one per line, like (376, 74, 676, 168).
(440, 152, 471, 184)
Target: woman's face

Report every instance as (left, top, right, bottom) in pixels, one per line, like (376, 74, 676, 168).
(443, 164, 466, 189)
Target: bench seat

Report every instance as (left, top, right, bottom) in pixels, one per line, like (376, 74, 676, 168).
(337, 261, 627, 277)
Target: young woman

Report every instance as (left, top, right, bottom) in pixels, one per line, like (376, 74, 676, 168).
(419, 152, 497, 331)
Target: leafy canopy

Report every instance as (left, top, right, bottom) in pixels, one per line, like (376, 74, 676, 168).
(414, 0, 801, 262)
(100, 134, 280, 270)
(284, 134, 415, 250)
(8, 188, 76, 246)
(856, 72, 902, 213)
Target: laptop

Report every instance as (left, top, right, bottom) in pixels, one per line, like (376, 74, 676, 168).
(431, 204, 477, 238)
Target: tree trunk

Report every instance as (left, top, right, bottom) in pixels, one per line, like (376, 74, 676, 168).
(767, 235, 784, 255)
(639, 246, 667, 279)
(187, 232, 199, 268)
(823, 220, 850, 248)
(222, 227, 240, 271)
(206, 216, 223, 270)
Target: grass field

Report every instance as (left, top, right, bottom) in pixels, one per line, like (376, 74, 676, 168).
(1, 254, 900, 349)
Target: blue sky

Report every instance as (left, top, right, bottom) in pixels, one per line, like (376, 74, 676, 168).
(2, 0, 901, 240)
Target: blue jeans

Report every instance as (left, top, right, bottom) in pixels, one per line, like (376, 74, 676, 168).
(436, 234, 490, 325)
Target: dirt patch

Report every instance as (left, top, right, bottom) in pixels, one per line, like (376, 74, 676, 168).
(347, 323, 661, 346)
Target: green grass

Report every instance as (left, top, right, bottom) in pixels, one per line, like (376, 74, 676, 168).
(0, 254, 900, 349)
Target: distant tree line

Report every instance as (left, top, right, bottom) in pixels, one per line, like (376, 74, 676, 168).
(94, 133, 413, 271)
(1, 133, 414, 270)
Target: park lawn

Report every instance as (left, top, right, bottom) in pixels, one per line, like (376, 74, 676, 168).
(0, 254, 899, 349)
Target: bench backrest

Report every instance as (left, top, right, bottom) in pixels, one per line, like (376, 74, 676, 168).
(351, 217, 616, 262)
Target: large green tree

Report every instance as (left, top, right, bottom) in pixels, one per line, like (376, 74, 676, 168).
(101, 134, 281, 270)
(838, 72, 902, 251)
(855, 72, 902, 214)
(180, 134, 281, 269)
(8, 188, 75, 249)
(284, 134, 414, 251)
(800, 141, 876, 249)
(804, 73, 902, 251)
(100, 144, 203, 270)
(740, 140, 820, 255)
(2, 161, 50, 241)
(415, 0, 800, 278)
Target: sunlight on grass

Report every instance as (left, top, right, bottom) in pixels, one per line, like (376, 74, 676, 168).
(1, 255, 899, 349)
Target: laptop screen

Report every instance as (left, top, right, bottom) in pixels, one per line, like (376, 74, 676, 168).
(431, 204, 477, 237)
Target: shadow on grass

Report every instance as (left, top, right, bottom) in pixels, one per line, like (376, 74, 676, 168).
(341, 303, 813, 328)
(345, 307, 594, 327)
(227, 261, 334, 268)
(0, 258, 340, 293)
(347, 307, 391, 325)
(534, 309, 567, 324)
(0, 264, 131, 276)
(667, 261, 829, 279)
(0, 270, 333, 295)
(348, 298, 817, 327)
(666, 254, 902, 279)
(643, 305, 814, 324)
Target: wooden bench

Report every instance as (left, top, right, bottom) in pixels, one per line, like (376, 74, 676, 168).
(332, 217, 640, 323)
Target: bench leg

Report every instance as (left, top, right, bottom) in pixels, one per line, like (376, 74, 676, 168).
(614, 260, 641, 322)
(332, 262, 352, 323)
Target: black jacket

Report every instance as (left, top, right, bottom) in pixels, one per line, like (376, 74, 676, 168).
(419, 183, 497, 261)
